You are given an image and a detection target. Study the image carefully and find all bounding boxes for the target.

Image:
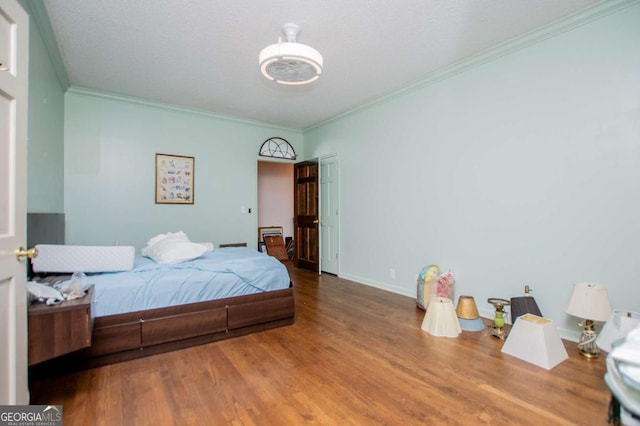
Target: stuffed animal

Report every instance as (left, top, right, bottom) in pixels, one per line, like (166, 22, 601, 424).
(435, 269, 455, 300)
(416, 265, 440, 310)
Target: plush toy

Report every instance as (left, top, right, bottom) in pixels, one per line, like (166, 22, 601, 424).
(416, 265, 440, 310)
(435, 269, 455, 300)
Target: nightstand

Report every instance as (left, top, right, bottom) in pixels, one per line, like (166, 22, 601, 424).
(28, 285, 94, 366)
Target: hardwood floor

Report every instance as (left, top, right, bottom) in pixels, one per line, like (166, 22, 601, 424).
(30, 266, 610, 425)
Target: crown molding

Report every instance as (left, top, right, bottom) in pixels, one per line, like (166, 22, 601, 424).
(21, 0, 70, 90)
(66, 86, 303, 134)
(22, 0, 638, 133)
(304, 0, 640, 132)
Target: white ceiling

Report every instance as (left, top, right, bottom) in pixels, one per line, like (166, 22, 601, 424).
(41, 0, 601, 130)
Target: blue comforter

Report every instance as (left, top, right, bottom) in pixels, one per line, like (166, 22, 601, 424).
(82, 247, 290, 317)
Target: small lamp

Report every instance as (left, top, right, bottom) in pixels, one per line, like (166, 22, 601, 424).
(510, 284, 542, 323)
(487, 298, 511, 340)
(565, 281, 612, 358)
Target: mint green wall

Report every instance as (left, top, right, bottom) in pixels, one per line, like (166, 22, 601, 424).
(20, 0, 65, 213)
(64, 89, 302, 249)
(304, 3, 640, 339)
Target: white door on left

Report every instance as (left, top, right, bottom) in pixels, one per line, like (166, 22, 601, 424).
(0, 0, 30, 405)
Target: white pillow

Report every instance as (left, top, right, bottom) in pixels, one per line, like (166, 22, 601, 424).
(143, 231, 189, 248)
(141, 231, 208, 264)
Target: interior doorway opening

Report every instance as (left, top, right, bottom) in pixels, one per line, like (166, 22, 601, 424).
(258, 156, 340, 275)
(257, 161, 294, 254)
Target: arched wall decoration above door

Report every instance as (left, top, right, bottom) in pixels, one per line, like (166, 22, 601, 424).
(259, 137, 297, 160)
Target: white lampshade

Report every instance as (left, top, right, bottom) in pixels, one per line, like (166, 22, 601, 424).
(455, 295, 485, 332)
(502, 314, 568, 370)
(565, 281, 612, 321)
(421, 297, 461, 337)
(596, 310, 640, 353)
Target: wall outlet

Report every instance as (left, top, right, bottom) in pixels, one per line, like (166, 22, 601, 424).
(389, 268, 396, 280)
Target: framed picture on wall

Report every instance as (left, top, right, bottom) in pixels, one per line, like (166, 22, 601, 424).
(155, 153, 194, 204)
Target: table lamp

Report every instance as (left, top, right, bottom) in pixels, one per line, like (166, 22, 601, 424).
(487, 298, 510, 340)
(565, 281, 612, 358)
(510, 284, 542, 323)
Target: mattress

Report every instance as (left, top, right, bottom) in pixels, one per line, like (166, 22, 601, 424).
(67, 247, 290, 317)
(32, 244, 135, 273)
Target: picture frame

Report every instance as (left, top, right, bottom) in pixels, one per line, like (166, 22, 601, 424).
(155, 153, 194, 204)
(258, 226, 283, 242)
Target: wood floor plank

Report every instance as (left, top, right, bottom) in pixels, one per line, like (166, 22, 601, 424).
(29, 266, 610, 425)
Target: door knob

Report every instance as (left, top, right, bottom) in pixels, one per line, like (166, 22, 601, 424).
(15, 246, 38, 262)
(313, 219, 321, 224)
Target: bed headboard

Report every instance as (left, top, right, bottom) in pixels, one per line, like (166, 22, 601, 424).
(27, 213, 65, 277)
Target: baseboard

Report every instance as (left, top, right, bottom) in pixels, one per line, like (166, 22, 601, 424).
(337, 272, 582, 343)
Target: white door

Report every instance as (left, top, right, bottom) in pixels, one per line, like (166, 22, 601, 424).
(0, 0, 30, 405)
(320, 155, 339, 275)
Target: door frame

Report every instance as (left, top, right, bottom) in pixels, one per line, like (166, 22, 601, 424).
(256, 159, 295, 252)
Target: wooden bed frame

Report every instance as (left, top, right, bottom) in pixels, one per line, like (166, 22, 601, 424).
(88, 283, 294, 366)
(30, 283, 294, 374)
(27, 215, 294, 374)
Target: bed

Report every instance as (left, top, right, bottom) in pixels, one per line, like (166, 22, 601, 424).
(27, 220, 294, 372)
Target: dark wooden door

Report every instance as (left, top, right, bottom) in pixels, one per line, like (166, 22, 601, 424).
(294, 160, 320, 273)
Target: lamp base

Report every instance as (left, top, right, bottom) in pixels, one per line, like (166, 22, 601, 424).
(489, 326, 508, 340)
(579, 349, 600, 359)
(577, 320, 600, 359)
(487, 298, 510, 340)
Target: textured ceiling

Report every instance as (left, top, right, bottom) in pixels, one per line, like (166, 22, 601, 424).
(42, 0, 601, 129)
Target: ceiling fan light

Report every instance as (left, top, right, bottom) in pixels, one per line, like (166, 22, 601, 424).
(275, 73, 321, 86)
(259, 24, 323, 85)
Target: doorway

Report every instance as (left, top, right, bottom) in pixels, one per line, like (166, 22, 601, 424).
(258, 156, 340, 275)
(257, 161, 294, 252)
